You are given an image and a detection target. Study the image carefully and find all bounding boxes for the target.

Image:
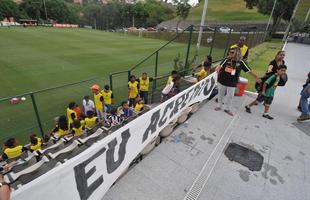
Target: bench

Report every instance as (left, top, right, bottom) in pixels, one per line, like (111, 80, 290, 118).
(4, 156, 49, 183)
(77, 128, 104, 144)
(48, 140, 80, 159)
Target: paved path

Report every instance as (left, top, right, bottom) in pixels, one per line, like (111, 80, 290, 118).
(103, 42, 310, 200)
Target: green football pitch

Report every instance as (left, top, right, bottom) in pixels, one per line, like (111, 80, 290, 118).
(0, 27, 282, 145)
(0, 27, 220, 144)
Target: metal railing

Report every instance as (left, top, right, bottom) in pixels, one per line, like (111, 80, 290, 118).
(0, 25, 265, 145)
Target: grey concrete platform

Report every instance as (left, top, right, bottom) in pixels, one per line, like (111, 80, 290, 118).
(103, 42, 310, 200)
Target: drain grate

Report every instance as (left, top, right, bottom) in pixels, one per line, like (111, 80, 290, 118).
(224, 143, 264, 171)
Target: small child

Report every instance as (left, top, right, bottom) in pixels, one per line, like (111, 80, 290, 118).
(166, 70, 178, 85)
(84, 110, 99, 129)
(134, 97, 144, 112)
(29, 134, 43, 152)
(51, 115, 69, 138)
(121, 101, 133, 119)
(107, 107, 123, 126)
(71, 119, 86, 136)
(128, 75, 139, 107)
(1, 138, 28, 161)
(161, 75, 181, 102)
(245, 65, 287, 120)
(102, 85, 114, 113)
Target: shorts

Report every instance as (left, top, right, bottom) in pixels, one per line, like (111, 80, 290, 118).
(256, 94, 273, 105)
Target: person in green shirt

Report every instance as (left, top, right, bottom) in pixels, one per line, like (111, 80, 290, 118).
(245, 65, 287, 120)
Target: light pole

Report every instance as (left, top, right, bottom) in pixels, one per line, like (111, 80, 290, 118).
(305, 8, 310, 23)
(42, 0, 48, 21)
(264, 0, 277, 41)
(282, 0, 301, 42)
(196, 0, 209, 50)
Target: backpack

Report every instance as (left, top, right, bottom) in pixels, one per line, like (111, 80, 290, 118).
(255, 73, 288, 92)
(255, 74, 277, 93)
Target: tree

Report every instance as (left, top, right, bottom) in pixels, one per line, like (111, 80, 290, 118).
(244, 0, 298, 34)
(0, 0, 21, 20)
(20, 0, 43, 21)
(244, 0, 258, 9)
(174, 0, 191, 33)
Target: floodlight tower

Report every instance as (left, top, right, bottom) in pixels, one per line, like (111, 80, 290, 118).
(264, 0, 277, 41)
(43, 0, 48, 21)
(282, 0, 301, 42)
(196, 0, 209, 50)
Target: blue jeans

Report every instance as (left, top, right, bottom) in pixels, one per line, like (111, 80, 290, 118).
(140, 91, 149, 104)
(300, 93, 310, 115)
(300, 85, 310, 115)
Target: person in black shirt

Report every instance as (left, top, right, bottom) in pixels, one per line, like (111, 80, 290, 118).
(215, 47, 260, 116)
(266, 51, 285, 75)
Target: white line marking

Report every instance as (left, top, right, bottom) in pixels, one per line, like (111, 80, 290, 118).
(184, 97, 247, 200)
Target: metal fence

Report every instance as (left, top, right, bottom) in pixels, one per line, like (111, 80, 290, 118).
(0, 25, 265, 145)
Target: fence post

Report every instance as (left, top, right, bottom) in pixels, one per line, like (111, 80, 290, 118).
(184, 25, 193, 71)
(109, 74, 113, 90)
(127, 71, 131, 81)
(249, 32, 254, 48)
(223, 28, 232, 58)
(151, 51, 159, 103)
(254, 31, 259, 47)
(209, 27, 217, 56)
(30, 93, 44, 138)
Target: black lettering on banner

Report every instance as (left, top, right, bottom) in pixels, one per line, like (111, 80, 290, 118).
(106, 129, 131, 174)
(142, 110, 160, 143)
(158, 101, 174, 127)
(197, 81, 206, 96)
(169, 93, 186, 118)
(74, 147, 106, 200)
(203, 77, 215, 96)
(188, 84, 201, 103)
(181, 87, 194, 108)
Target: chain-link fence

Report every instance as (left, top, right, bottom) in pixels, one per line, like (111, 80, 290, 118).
(0, 25, 265, 145)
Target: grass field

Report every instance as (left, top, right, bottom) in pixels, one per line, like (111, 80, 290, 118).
(0, 27, 217, 144)
(188, 0, 269, 22)
(0, 27, 282, 145)
(295, 0, 310, 23)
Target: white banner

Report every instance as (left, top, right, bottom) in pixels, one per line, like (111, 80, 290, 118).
(11, 73, 217, 200)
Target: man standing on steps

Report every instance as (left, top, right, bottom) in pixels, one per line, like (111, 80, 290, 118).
(298, 82, 310, 121)
(231, 36, 249, 61)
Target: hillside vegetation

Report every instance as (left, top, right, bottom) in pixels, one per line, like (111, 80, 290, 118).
(188, 0, 269, 22)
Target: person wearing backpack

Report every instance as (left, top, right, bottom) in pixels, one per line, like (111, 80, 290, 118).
(245, 65, 287, 120)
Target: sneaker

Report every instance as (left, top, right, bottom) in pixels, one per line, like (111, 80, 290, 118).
(262, 113, 274, 120)
(224, 109, 234, 116)
(245, 106, 251, 113)
(215, 107, 221, 111)
(297, 114, 310, 122)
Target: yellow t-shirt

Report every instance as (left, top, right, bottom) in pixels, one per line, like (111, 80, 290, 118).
(30, 137, 42, 151)
(134, 102, 144, 111)
(128, 81, 139, 98)
(230, 44, 248, 57)
(66, 108, 77, 125)
(72, 125, 85, 136)
(85, 116, 98, 129)
(94, 92, 104, 110)
(102, 90, 113, 105)
(197, 68, 207, 81)
(166, 76, 173, 85)
(139, 77, 150, 92)
(4, 145, 23, 159)
(55, 126, 68, 137)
